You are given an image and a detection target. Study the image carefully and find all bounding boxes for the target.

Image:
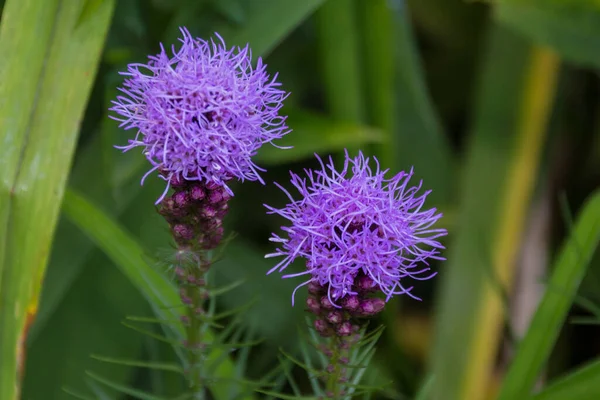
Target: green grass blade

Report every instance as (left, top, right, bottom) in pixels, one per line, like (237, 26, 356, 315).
(85, 371, 167, 400)
(315, 0, 365, 137)
(0, 1, 114, 399)
(430, 24, 559, 400)
(531, 359, 600, 400)
(496, 0, 600, 68)
(357, 0, 394, 157)
(497, 190, 600, 399)
(62, 387, 97, 400)
(255, 109, 383, 164)
(61, 189, 247, 400)
(360, 1, 453, 204)
(62, 189, 184, 336)
(414, 375, 435, 400)
(91, 355, 184, 373)
(219, 0, 325, 57)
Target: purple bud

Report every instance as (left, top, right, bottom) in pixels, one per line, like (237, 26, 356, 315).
(186, 274, 196, 285)
(203, 225, 224, 249)
(175, 267, 186, 280)
(320, 296, 334, 310)
(159, 197, 175, 215)
(195, 307, 204, 315)
(306, 297, 320, 314)
(201, 205, 217, 219)
(180, 315, 190, 325)
(190, 185, 205, 201)
(170, 174, 185, 187)
(340, 357, 349, 364)
(326, 364, 335, 373)
(342, 295, 359, 311)
(308, 281, 323, 295)
(337, 322, 353, 336)
(326, 311, 343, 325)
(205, 218, 223, 231)
(356, 275, 377, 292)
(206, 181, 220, 190)
(173, 224, 194, 240)
(217, 203, 229, 218)
(314, 319, 329, 336)
(221, 190, 232, 202)
(209, 189, 223, 204)
(359, 298, 386, 315)
(173, 191, 189, 208)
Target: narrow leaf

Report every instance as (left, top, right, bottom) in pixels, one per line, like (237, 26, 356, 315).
(63, 387, 97, 400)
(431, 25, 559, 400)
(219, 0, 326, 57)
(531, 359, 600, 400)
(0, 1, 115, 398)
(61, 189, 244, 400)
(496, 0, 600, 68)
(91, 355, 184, 373)
(497, 190, 600, 399)
(86, 371, 167, 400)
(315, 0, 365, 135)
(255, 109, 383, 164)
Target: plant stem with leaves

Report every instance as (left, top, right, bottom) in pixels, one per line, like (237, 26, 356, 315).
(161, 180, 230, 396)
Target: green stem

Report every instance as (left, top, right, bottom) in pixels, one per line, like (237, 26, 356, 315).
(326, 336, 344, 399)
(185, 252, 209, 399)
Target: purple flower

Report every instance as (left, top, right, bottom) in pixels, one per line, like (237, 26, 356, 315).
(110, 27, 290, 202)
(265, 150, 447, 306)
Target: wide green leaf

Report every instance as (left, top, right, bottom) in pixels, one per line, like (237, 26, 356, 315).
(0, 1, 114, 399)
(61, 189, 244, 400)
(430, 24, 559, 400)
(315, 0, 365, 129)
(255, 109, 383, 164)
(359, 0, 454, 205)
(218, 0, 326, 57)
(496, 0, 600, 68)
(23, 252, 152, 399)
(497, 190, 600, 399)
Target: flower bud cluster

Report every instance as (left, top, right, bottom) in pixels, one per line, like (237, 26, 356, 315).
(159, 176, 230, 250)
(306, 273, 385, 339)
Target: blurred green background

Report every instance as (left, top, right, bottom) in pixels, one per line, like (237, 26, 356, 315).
(1, 0, 600, 399)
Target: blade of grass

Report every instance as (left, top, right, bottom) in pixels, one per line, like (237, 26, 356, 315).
(315, 0, 365, 153)
(357, 1, 453, 390)
(255, 109, 383, 164)
(219, 0, 326, 58)
(357, 0, 394, 156)
(497, 190, 600, 399)
(414, 374, 435, 400)
(531, 358, 600, 400)
(61, 189, 250, 400)
(24, 258, 151, 399)
(0, 1, 114, 399)
(359, 1, 453, 204)
(496, 0, 600, 68)
(431, 24, 560, 400)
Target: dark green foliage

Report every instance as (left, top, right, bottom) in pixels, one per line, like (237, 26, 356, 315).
(0, 0, 597, 399)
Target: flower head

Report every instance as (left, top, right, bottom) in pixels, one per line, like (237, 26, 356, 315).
(110, 27, 290, 202)
(266, 151, 447, 306)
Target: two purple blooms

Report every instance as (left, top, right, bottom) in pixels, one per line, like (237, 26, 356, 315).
(110, 27, 447, 308)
